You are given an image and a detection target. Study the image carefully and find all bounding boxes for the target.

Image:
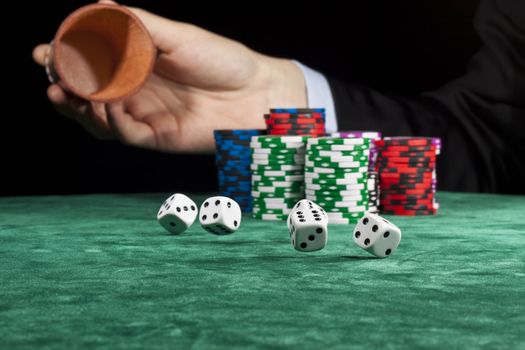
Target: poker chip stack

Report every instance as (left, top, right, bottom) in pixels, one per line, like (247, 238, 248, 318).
(374, 137, 441, 216)
(367, 171, 380, 214)
(264, 108, 326, 136)
(250, 135, 310, 221)
(329, 131, 382, 170)
(305, 137, 371, 224)
(214, 129, 265, 212)
(329, 131, 382, 213)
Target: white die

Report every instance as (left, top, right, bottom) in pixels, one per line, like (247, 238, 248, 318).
(352, 213, 401, 258)
(157, 193, 198, 234)
(199, 196, 241, 235)
(287, 199, 327, 230)
(288, 200, 328, 252)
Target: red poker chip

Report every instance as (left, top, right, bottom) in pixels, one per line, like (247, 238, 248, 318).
(268, 130, 326, 136)
(380, 183, 433, 191)
(381, 193, 435, 201)
(268, 124, 325, 130)
(265, 117, 324, 124)
(374, 145, 436, 152)
(380, 199, 434, 206)
(380, 172, 433, 178)
(377, 156, 436, 163)
(375, 138, 435, 147)
(380, 208, 437, 216)
(375, 165, 435, 172)
(381, 203, 435, 210)
(379, 167, 435, 174)
(379, 151, 437, 157)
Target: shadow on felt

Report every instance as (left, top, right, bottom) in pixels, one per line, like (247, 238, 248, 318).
(188, 254, 379, 265)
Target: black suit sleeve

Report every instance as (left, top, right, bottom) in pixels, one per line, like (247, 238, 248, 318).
(328, 0, 525, 193)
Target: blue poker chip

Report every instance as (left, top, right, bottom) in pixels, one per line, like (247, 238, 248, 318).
(218, 182, 252, 189)
(216, 165, 251, 172)
(214, 129, 264, 136)
(216, 148, 251, 155)
(220, 187, 252, 193)
(215, 155, 252, 162)
(217, 175, 251, 180)
(217, 170, 251, 177)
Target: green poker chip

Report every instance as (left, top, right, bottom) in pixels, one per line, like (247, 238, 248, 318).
(305, 160, 369, 169)
(250, 164, 304, 171)
(307, 144, 370, 152)
(306, 195, 368, 204)
(306, 149, 370, 157)
(252, 181, 304, 188)
(306, 155, 369, 163)
(304, 166, 368, 174)
(251, 191, 304, 199)
(252, 207, 293, 214)
(252, 135, 311, 144)
(252, 148, 304, 155)
(251, 213, 288, 221)
(251, 170, 304, 177)
(305, 177, 368, 186)
(251, 175, 304, 182)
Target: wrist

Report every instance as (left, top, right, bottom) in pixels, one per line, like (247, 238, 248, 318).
(259, 55, 307, 108)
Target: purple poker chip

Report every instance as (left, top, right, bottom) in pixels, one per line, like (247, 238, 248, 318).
(330, 131, 382, 139)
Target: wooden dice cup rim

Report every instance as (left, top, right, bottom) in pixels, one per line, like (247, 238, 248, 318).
(52, 4, 156, 102)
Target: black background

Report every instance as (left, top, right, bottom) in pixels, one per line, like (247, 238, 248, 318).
(3, 0, 480, 196)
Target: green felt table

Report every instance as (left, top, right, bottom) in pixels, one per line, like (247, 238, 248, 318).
(1, 192, 524, 349)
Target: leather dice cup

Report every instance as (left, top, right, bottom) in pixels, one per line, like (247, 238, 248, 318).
(46, 3, 156, 102)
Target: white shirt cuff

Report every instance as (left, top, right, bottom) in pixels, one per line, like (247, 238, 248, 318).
(293, 60, 338, 132)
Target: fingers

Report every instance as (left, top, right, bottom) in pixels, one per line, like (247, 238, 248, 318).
(33, 44, 50, 66)
(106, 103, 155, 148)
(98, 0, 118, 4)
(47, 85, 114, 140)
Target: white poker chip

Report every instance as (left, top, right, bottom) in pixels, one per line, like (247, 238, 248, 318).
(252, 213, 287, 221)
(252, 153, 304, 160)
(250, 142, 305, 149)
(252, 148, 304, 155)
(305, 177, 366, 185)
(252, 175, 304, 182)
(252, 186, 304, 193)
(305, 189, 367, 197)
(330, 132, 381, 139)
(253, 197, 303, 204)
(252, 191, 303, 199)
(250, 164, 303, 171)
(306, 183, 366, 191)
(307, 150, 370, 158)
(327, 218, 360, 225)
(251, 170, 303, 177)
(307, 155, 369, 163)
(253, 135, 311, 143)
(252, 202, 292, 210)
(306, 195, 366, 202)
(304, 171, 366, 180)
(305, 160, 365, 169)
(253, 158, 305, 166)
(326, 212, 363, 219)
(304, 166, 368, 174)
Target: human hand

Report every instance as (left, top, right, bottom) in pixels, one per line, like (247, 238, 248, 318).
(33, 0, 306, 153)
